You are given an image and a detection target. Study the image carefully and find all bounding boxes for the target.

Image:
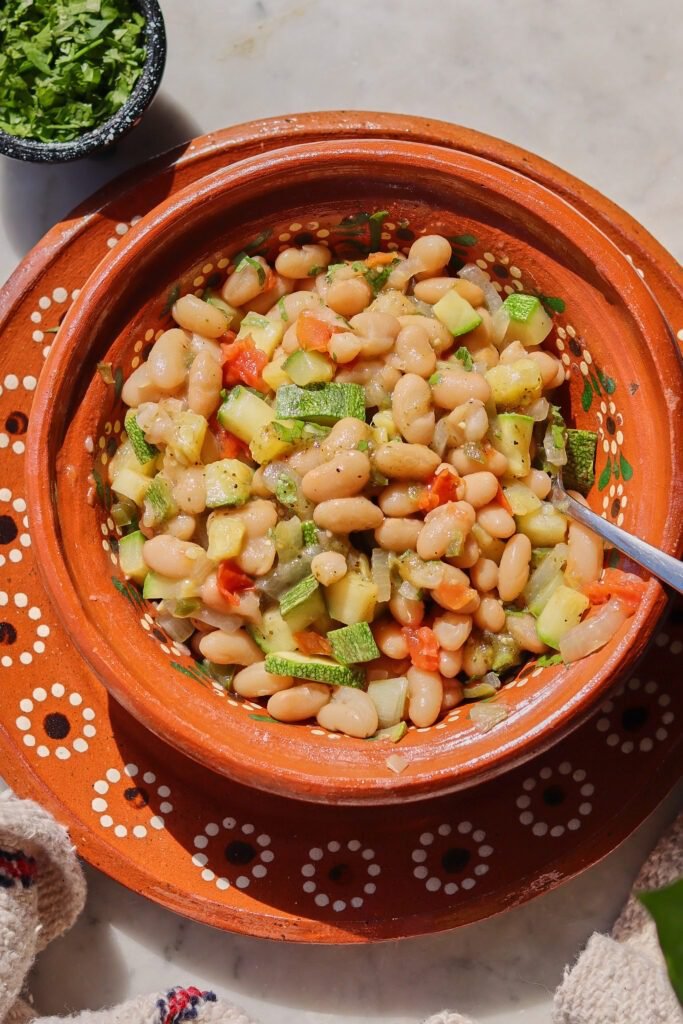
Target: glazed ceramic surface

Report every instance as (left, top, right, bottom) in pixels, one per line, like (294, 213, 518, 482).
(25, 135, 683, 804)
(1, 114, 682, 937)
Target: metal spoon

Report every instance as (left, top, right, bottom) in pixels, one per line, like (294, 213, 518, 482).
(550, 472, 683, 595)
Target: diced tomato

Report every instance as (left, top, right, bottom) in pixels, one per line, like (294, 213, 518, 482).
(216, 560, 254, 606)
(402, 626, 440, 672)
(296, 311, 332, 352)
(583, 568, 647, 615)
(220, 329, 237, 346)
(418, 466, 462, 513)
(221, 338, 269, 392)
(293, 632, 332, 657)
(432, 580, 477, 613)
(208, 416, 250, 459)
(495, 483, 513, 514)
(366, 251, 396, 268)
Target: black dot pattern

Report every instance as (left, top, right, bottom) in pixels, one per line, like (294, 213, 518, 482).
(5, 411, 28, 435)
(441, 847, 471, 874)
(0, 622, 17, 645)
(622, 706, 649, 732)
(0, 516, 18, 544)
(328, 863, 353, 885)
(224, 841, 256, 865)
(123, 786, 150, 808)
(543, 784, 566, 807)
(43, 712, 70, 740)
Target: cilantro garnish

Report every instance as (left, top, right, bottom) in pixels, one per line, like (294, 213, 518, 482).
(0, 0, 147, 144)
(235, 255, 266, 286)
(453, 347, 474, 371)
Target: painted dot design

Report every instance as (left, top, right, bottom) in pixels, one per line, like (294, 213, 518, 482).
(410, 822, 492, 895)
(15, 684, 94, 759)
(516, 763, 594, 838)
(299, 839, 381, 911)
(91, 765, 172, 837)
(0, 488, 32, 578)
(595, 670, 675, 754)
(191, 819, 273, 892)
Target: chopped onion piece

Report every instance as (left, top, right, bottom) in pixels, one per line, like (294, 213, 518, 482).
(191, 608, 242, 632)
(470, 702, 509, 733)
(386, 753, 409, 774)
(156, 613, 194, 643)
(458, 263, 503, 312)
(399, 552, 445, 590)
(559, 599, 628, 663)
(491, 306, 510, 346)
(371, 548, 392, 603)
(432, 417, 451, 458)
(398, 579, 422, 601)
(543, 427, 568, 467)
(255, 552, 313, 598)
(481, 671, 502, 691)
(527, 397, 550, 422)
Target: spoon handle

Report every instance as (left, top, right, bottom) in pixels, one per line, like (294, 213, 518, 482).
(554, 488, 683, 595)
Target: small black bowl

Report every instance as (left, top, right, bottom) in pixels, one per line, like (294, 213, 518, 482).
(0, 0, 166, 163)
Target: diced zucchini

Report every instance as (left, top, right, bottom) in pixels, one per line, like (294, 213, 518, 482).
(327, 622, 380, 665)
(264, 650, 365, 688)
(108, 438, 158, 482)
(491, 633, 522, 674)
(531, 547, 553, 569)
(275, 383, 366, 424)
(501, 293, 553, 348)
(367, 676, 409, 729)
(301, 521, 318, 547)
(249, 421, 297, 465)
(118, 531, 148, 585)
(524, 542, 569, 614)
(217, 386, 274, 443)
(433, 289, 482, 336)
(283, 349, 336, 386)
(282, 590, 326, 633)
(124, 411, 158, 465)
(516, 501, 568, 546)
(325, 573, 378, 625)
(528, 571, 566, 617)
(111, 467, 152, 506)
(205, 459, 253, 508)
(470, 522, 506, 564)
(169, 411, 208, 465)
(489, 413, 534, 478)
(367, 721, 408, 742)
(279, 575, 319, 619)
(564, 429, 598, 496)
(206, 513, 246, 561)
(503, 482, 542, 516)
(485, 359, 543, 408)
(236, 312, 285, 358)
(535, 585, 590, 649)
(142, 571, 182, 600)
(143, 476, 177, 527)
(273, 517, 303, 561)
(248, 607, 297, 653)
(463, 681, 498, 699)
(262, 360, 291, 391)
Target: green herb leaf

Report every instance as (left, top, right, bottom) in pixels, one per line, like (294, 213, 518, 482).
(249, 713, 281, 723)
(428, 372, 442, 386)
(235, 255, 266, 286)
(162, 284, 180, 316)
(368, 210, 389, 250)
(638, 880, 683, 1003)
(307, 265, 324, 276)
(326, 262, 347, 283)
(356, 440, 369, 452)
(535, 652, 563, 668)
(0, 0, 147, 143)
(453, 347, 474, 371)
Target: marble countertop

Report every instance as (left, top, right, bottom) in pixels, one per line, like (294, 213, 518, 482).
(1, 1, 681, 1021)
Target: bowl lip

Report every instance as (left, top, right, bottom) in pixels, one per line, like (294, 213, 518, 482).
(25, 135, 683, 804)
(0, 0, 166, 164)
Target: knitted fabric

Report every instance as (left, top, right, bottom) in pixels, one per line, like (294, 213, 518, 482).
(0, 791, 680, 1024)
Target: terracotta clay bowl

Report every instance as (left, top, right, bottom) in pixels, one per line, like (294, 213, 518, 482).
(26, 138, 683, 805)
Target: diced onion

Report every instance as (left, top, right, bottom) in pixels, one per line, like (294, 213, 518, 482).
(470, 702, 509, 733)
(559, 599, 628, 663)
(156, 613, 194, 643)
(458, 264, 503, 312)
(527, 397, 550, 422)
(432, 417, 451, 458)
(481, 671, 502, 691)
(491, 306, 510, 346)
(371, 548, 392, 603)
(398, 579, 422, 601)
(543, 426, 568, 467)
(255, 553, 312, 598)
(386, 753, 409, 774)
(191, 608, 242, 632)
(399, 552, 445, 590)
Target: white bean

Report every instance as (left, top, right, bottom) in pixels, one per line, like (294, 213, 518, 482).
(143, 535, 208, 578)
(469, 557, 499, 593)
(236, 536, 276, 576)
(407, 666, 443, 727)
(438, 648, 463, 678)
(565, 521, 603, 588)
(498, 534, 532, 601)
(121, 362, 163, 407)
(374, 517, 422, 552)
(431, 367, 491, 409)
(275, 244, 331, 279)
(232, 661, 293, 698)
(432, 612, 472, 651)
(476, 504, 516, 539)
(198, 628, 262, 666)
(313, 497, 383, 533)
(173, 467, 207, 515)
(172, 294, 229, 338)
(392, 324, 436, 378)
(317, 687, 379, 738)
(373, 442, 440, 481)
(301, 450, 371, 502)
(311, 551, 348, 586)
(506, 613, 547, 654)
(221, 255, 271, 306)
(373, 619, 410, 659)
(267, 683, 331, 721)
(147, 329, 190, 391)
(392, 373, 435, 445)
(187, 349, 222, 417)
(389, 593, 424, 627)
(473, 595, 506, 633)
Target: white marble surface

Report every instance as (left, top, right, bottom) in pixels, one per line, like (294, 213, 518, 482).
(1, 0, 682, 1021)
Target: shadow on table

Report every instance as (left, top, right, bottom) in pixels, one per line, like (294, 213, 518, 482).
(0, 92, 200, 260)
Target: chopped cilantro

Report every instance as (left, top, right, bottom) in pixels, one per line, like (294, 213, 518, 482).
(326, 263, 347, 283)
(356, 440, 369, 452)
(235, 255, 266, 286)
(307, 265, 324, 276)
(453, 347, 474, 371)
(0, 0, 147, 144)
(275, 474, 298, 508)
(428, 372, 443, 386)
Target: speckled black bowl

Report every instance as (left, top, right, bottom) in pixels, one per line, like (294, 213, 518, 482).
(0, 0, 166, 163)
